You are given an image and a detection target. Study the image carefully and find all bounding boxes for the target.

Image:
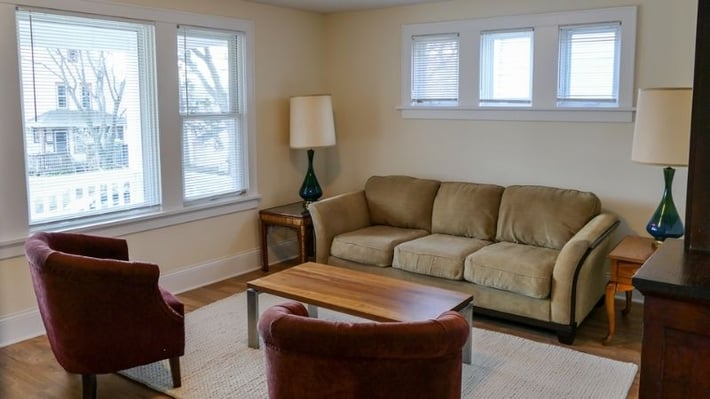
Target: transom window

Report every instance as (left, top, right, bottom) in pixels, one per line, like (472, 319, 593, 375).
(400, 6, 637, 122)
(410, 33, 459, 106)
(479, 29, 533, 106)
(558, 23, 621, 107)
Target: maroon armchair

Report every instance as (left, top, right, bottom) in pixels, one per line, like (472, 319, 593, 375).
(258, 301, 470, 399)
(24, 232, 185, 399)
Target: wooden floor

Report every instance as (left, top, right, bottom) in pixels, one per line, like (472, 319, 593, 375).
(0, 262, 642, 398)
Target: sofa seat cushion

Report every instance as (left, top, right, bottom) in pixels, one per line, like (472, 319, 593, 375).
(464, 242, 559, 299)
(393, 234, 491, 281)
(331, 225, 429, 267)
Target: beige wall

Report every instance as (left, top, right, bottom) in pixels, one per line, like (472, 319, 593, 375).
(323, 0, 697, 240)
(0, 0, 326, 319)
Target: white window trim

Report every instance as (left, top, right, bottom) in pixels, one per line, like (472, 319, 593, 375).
(0, 0, 258, 260)
(399, 6, 637, 122)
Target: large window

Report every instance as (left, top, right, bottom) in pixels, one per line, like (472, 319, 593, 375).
(400, 6, 637, 121)
(178, 27, 246, 201)
(0, 1, 256, 254)
(17, 10, 159, 224)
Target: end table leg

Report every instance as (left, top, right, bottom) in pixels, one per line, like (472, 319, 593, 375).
(298, 226, 308, 264)
(260, 221, 269, 272)
(461, 303, 473, 364)
(603, 282, 617, 345)
(622, 290, 633, 316)
(247, 288, 260, 349)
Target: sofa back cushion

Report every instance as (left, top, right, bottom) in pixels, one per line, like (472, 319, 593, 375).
(496, 185, 601, 249)
(365, 176, 441, 231)
(432, 182, 504, 240)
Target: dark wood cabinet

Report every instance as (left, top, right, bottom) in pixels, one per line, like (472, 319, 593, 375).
(632, 239, 710, 399)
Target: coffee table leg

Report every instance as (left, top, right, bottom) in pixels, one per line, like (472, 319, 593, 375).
(307, 304, 318, 318)
(461, 304, 473, 364)
(247, 288, 259, 349)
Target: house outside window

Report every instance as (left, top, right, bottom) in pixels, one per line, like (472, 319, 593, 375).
(81, 84, 91, 109)
(56, 83, 67, 109)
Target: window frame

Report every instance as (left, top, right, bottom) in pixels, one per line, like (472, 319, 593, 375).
(399, 6, 637, 122)
(0, 0, 257, 259)
(177, 26, 247, 203)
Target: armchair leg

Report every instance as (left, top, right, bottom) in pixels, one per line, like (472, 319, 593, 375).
(169, 357, 182, 388)
(81, 374, 97, 399)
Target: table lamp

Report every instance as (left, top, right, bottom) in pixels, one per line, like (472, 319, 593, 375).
(290, 95, 336, 208)
(631, 87, 692, 243)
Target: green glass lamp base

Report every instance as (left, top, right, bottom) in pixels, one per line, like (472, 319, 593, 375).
(299, 149, 322, 209)
(646, 167, 684, 242)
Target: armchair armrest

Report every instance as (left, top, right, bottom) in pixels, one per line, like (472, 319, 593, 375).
(551, 213, 619, 325)
(308, 191, 370, 264)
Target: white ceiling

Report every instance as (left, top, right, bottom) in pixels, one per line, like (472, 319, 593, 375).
(244, 0, 448, 14)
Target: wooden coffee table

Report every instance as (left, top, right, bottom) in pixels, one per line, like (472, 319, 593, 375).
(247, 262, 473, 363)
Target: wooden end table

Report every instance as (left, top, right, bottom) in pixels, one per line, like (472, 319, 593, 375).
(259, 202, 313, 271)
(603, 235, 656, 344)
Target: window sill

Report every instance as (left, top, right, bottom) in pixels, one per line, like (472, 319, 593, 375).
(0, 194, 261, 260)
(398, 106, 634, 122)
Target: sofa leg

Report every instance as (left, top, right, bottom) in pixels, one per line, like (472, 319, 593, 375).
(557, 329, 576, 345)
(169, 357, 182, 388)
(82, 374, 96, 399)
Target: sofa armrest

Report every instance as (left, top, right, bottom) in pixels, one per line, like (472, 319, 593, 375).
(308, 191, 370, 264)
(550, 213, 619, 325)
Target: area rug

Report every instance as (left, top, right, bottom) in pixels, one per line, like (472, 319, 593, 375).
(121, 292, 638, 398)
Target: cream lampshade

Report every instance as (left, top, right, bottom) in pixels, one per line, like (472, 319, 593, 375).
(631, 87, 692, 242)
(289, 95, 336, 207)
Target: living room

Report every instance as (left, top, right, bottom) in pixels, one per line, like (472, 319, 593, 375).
(0, 0, 703, 397)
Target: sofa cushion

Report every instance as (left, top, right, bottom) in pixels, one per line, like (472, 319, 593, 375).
(331, 225, 429, 267)
(496, 185, 601, 249)
(432, 182, 504, 240)
(464, 242, 559, 299)
(393, 234, 490, 281)
(365, 176, 440, 231)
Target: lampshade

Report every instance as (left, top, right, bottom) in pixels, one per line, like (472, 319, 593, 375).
(631, 88, 692, 166)
(290, 95, 336, 149)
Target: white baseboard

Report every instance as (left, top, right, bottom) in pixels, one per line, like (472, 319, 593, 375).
(0, 239, 299, 348)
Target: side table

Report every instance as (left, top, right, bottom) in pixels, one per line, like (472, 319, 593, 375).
(603, 235, 656, 344)
(259, 202, 313, 272)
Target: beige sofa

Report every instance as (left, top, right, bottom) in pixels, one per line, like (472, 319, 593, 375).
(309, 175, 619, 344)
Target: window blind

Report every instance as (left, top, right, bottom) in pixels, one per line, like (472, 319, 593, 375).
(480, 29, 533, 106)
(558, 22, 621, 106)
(410, 33, 459, 106)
